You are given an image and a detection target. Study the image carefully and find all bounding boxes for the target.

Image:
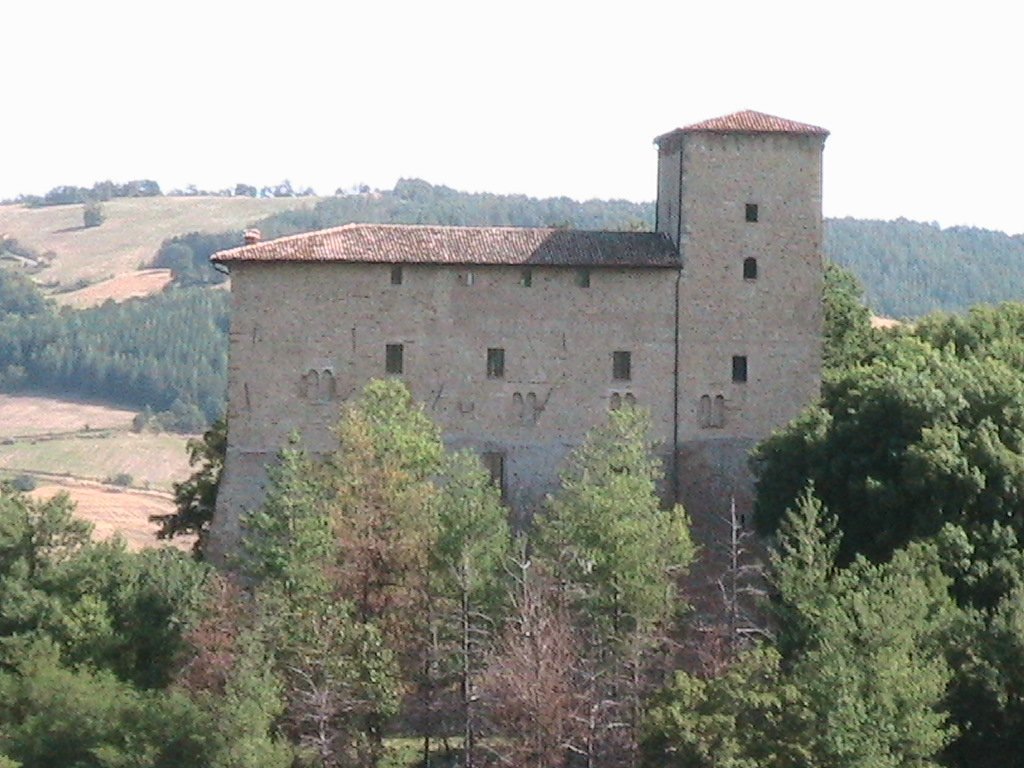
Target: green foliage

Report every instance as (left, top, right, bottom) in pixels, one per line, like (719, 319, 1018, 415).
(822, 261, 877, 371)
(645, 494, 956, 768)
(151, 232, 236, 287)
(0, 484, 270, 767)
(153, 418, 227, 551)
(432, 450, 511, 612)
(83, 200, 106, 228)
(641, 645, 812, 768)
(0, 485, 211, 689)
(773, 499, 956, 767)
(0, 269, 49, 319)
(242, 438, 332, 597)
(203, 629, 294, 768)
(240, 426, 401, 767)
(756, 305, 1024, 563)
(539, 405, 694, 638)
(0, 637, 211, 768)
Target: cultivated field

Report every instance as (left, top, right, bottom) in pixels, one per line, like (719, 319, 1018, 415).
(54, 268, 175, 308)
(0, 393, 137, 436)
(29, 482, 194, 552)
(0, 195, 320, 293)
(0, 431, 192, 491)
(0, 394, 195, 546)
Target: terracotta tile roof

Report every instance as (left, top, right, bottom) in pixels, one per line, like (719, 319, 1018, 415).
(655, 110, 829, 144)
(212, 224, 680, 268)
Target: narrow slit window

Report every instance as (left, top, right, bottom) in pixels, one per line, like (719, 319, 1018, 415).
(745, 203, 759, 223)
(732, 355, 748, 383)
(613, 350, 632, 381)
(576, 268, 591, 288)
(390, 265, 403, 285)
(385, 343, 404, 374)
(743, 257, 758, 280)
(487, 347, 505, 379)
(482, 451, 506, 500)
(521, 268, 533, 287)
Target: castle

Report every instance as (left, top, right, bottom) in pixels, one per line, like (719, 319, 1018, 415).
(206, 110, 828, 561)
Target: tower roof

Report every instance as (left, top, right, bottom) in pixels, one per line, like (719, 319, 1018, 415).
(655, 110, 829, 144)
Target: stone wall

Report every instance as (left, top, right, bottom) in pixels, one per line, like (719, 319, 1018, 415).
(208, 262, 678, 560)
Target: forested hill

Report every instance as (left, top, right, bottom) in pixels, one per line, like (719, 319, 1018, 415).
(236, 180, 1024, 319)
(825, 218, 1024, 318)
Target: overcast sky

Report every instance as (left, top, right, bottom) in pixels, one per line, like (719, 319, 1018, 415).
(4, 1, 1020, 234)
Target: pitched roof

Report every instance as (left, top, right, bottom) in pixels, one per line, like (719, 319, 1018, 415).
(212, 223, 680, 268)
(655, 110, 829, 144)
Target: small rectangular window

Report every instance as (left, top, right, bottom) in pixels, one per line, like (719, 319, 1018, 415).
(385, 343, 404, 374)
(613, 350, 631, 381)
(732, 355, 748, 383)
(390, 265, 403, 285)
(487, 347, 505, 379)
(521, 268, 533, 287)
(482, 451, 506, 499)
(576, 268, 591, 288)
(745, 203, 759, 223)
(460, 270, 475, 286)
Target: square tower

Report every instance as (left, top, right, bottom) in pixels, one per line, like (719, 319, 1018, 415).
(655, 110, 828, 524)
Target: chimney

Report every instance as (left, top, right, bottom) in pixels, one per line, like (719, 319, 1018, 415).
(243, 228, 262, 245)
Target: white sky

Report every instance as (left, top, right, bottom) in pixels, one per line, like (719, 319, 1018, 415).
(3, 0, 1021, 234)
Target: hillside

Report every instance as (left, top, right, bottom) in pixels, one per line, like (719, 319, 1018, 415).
(0, 195, 320, 294)
(0, 393, 193, 549)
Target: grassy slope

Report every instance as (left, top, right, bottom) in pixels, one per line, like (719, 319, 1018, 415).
(0, 431, 191, 491)
(0, 195, 321, 291)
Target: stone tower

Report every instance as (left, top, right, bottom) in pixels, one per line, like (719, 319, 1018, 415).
(655, 110, 828, 535)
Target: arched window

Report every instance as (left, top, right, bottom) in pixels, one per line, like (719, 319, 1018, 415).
(699, 395, 711, 427)
(743, 257, 758, 280)
(713, 395, 725, 427)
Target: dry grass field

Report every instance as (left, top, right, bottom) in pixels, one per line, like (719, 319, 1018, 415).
(0, 394, 196, 549)
(54, 268, 175, 308)
(0, 195, 319, 292)
(0, 431, 192, 491)
(0, 393, 137, 436)
(29, 482, 194, 552)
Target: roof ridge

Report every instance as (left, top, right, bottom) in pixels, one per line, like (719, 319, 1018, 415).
(656, 110, 829, 143)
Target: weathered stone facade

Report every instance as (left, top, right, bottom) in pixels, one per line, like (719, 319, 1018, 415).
(207, 110, 828, 562)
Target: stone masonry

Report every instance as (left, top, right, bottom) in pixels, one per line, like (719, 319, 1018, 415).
(207, 110, 828, 563)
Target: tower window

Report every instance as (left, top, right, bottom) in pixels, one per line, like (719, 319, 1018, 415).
(390, 265, 403, 285)
(385, 344, 404, 374)
(521, 268, 533, 287)
(745, 203, 759, 223)
(481, 451, 506, 500)
(732, 355, 748, 383)
(487, 347, 505, 379)
(613, 350, 632, 381)
(576, 268, 591, 288)
(743, 257, 758, 280)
